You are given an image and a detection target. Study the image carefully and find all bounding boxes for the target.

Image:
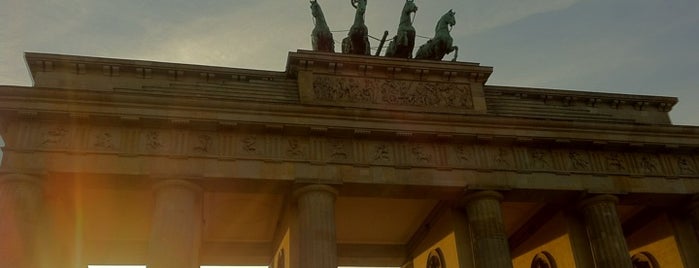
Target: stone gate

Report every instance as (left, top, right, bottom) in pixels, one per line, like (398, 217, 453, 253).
(1, 50, 698, 268)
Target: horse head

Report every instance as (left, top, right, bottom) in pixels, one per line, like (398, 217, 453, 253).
(351, 0, 367, 9)
(434, 9, 455, 33)
(443, 9, 456, 27)
(310, 0, 320, 17)
(404, 0, 418, 15)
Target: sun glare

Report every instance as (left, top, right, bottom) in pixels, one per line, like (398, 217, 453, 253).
(88, 266, 267, 268)
(87, 265, 388, 268)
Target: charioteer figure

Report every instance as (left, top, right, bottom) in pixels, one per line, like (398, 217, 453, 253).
(342, 0, 371, 55)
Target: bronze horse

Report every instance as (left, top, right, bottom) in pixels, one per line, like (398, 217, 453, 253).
(415, 9, 459, 61)
(342, 0, 370, 55)
(310, 0, 334, 53)
(385, 0, 418, 58)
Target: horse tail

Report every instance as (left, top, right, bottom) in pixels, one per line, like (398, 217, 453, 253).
(415, 43, 425, 59)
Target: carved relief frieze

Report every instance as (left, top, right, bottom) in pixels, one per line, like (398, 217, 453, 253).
(311, 75, 473, 112)
(141, 130, 170, 153)
(599, 151, 630, 173)
(17, 121, 699, 179)
(90, 128, 120, 151)
(38, 126, 70, 148)
(367, 141, 394, 164)
(675, 154, 698, 175)
(284, 137, 309, 159)
(190, 133, 215, 154)
(485, 146, 516, 170)
(145, 131, 162, 150)
(634, 153, 663, 175)
(407, 143, 436, 165)
(240, 135, 264, 156)
(93, 132, 115, 149)
(325, 138, 352, 162)
(565, 150, 593, 171)
(450, 143, 478, 168)
(527, 148, 554, 170)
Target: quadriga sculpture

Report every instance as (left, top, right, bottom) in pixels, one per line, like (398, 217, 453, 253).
(415, 9, 459, 61)
(385, 0, 418, 59)
(342, 0, 371, 55)
(310, 0, 335, 53)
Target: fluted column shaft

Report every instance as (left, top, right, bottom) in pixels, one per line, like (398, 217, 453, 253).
(462, 191, 513, 268)
(578, 195, 632, 268)
(0, 174, 44, 268)
(147, 180, 203, 268)
(294, 184, 338, 268)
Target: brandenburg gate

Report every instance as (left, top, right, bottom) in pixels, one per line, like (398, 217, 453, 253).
(1, 50, 698, 268)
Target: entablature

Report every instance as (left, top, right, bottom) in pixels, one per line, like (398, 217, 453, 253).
(2, 111, 698, 185)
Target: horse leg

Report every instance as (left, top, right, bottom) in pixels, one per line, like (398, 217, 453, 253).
(364, 37, 371, 55)
(342, 37, 351, 54)
(450, 46, 459, 62)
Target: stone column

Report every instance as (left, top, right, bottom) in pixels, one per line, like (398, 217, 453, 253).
(461, 191, 513, 268)
(294, 184, 338, 268)
(0, 173, 44, 268)
(690, 195, 699, 240)
(147, 180, 203, 268)
(578, 195, 632, 268)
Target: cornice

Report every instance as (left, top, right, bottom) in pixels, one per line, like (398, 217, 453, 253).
(25, 52, 287, 88)
(486, 85, 678, 112)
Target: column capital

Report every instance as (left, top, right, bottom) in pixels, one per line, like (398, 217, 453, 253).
(151, 179, 203, 194)
(578, 194, 619, 210)
(460, 190, 503, 207)
(293, 184, 339, 199)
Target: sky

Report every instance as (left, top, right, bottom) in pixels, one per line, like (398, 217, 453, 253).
(1, 0, 698, 125)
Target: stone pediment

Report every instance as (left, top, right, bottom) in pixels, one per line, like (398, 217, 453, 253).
(287, 50, 492, 114)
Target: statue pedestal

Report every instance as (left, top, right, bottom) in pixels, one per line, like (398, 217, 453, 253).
(287, 50, 492, 115)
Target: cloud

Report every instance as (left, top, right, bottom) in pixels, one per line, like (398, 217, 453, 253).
(130, 1, 308, 70)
